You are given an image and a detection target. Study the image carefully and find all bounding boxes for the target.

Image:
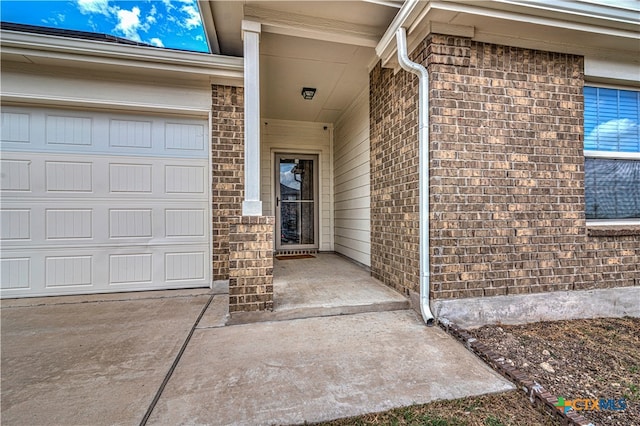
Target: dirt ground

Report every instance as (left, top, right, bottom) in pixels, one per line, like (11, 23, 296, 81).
(312, 317, 639, 426)
(470, 317, 640, 426)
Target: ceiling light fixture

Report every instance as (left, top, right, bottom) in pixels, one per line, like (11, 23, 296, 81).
(301, 87, 316, 100)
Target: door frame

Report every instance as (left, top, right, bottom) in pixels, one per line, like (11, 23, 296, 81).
(274, 152, 319, 251)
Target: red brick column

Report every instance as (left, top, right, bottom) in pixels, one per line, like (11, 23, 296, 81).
(228, 216, 274, 313)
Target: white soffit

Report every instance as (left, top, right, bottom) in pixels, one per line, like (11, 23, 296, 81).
(234, 2, 399, 123)
(244, 5, 384, 47)
(260, 32, 375, 123)
(377, 0, 640, 68)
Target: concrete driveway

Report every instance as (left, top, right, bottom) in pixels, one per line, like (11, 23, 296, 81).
(1, 288, 513, 426)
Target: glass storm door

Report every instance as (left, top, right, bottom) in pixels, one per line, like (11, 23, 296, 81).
(275, 154, 318, 250)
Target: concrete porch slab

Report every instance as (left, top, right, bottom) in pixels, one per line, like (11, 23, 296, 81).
(147, 309, 514, 426)
(0, 291, 211, 426)
(229, 253, 410, 324)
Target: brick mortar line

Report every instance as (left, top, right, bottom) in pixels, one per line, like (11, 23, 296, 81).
(438, 320, 594, 426)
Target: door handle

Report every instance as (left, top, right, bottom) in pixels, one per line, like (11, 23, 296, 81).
(276, 197, 280, 207)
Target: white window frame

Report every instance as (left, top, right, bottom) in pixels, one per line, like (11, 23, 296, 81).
(584, 83, 640, 226)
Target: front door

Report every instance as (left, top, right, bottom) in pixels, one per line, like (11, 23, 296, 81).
(275, 154, 318, 251)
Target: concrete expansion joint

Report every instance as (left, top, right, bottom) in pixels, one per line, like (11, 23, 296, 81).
(437, 317, 592, 426)
(140, 293, 216, 425)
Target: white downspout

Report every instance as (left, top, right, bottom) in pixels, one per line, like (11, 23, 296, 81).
(396, 27, 435, 326)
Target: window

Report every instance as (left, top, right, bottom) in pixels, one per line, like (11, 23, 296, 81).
(584, 86, 640, 221)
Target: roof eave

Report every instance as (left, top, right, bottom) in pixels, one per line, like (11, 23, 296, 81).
(1, 29, 243, 82)
(376, 0, 640, 68)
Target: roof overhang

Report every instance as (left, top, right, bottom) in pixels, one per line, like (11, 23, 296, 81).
(376, 0, 640, 71)
(0, 28, 244, 86)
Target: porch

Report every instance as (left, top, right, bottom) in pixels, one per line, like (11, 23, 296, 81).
(229, 252, 409, 324)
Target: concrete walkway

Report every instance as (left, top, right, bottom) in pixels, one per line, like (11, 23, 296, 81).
(1, 256, 514, 426)
(148, 309, 513, 426)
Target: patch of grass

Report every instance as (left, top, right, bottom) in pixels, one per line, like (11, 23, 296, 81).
(484, 416, 506, 426)
(309, 391, 559, 426)
(419, 413, 461, 426)
(624, 383, 640, 401)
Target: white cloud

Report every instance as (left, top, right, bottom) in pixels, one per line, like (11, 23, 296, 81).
(150, 37, 164, 47)
(586, 118, 640, 151)
(42, 13, 66, 25)
(180, 4, 202, 29)
(162, 0, 175, 12)
(77, 0, 110, 16)
(115, 6, 142, 41)
(146, 5, 157, 24)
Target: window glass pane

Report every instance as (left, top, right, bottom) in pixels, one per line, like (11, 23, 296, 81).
(584, 89, 598, 139)
(584, 87, 640, 220)
(584, 86, 640, 153)
(585, 158, 640, 219)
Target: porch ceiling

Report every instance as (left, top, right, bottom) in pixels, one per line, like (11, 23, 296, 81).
(203, 1, 401, 123)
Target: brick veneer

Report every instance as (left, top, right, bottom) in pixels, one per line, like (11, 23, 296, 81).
(370, 34, 640, 301)
(370, 56, 420, 297)
(228, 216, 274, 313)
(211, 85, 244, 280)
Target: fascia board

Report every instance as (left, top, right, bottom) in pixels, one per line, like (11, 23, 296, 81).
(491, 0, 640, 27)
(376, 0, 640, 67)
(432, 1, 640, 39)
(376, 0, 428, 61)
(0, 29, 243, 77)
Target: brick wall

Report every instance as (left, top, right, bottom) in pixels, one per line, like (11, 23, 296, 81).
(229, 216, 274, 313)
(370, 34, 640, 301)
(370, 60, 420, 296)
(211, 85, 244, 280)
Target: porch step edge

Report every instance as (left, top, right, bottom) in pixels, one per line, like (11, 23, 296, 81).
(227, 300, 410, 325)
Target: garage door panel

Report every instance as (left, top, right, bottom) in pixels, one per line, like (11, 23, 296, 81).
(2, 199, 208, 247)
(1, 106, 210, 297)
(109, 253, 153, 285)
(165, 165, 206, 194)
(45, 209, 93, 240)
(1, 111, 30, 143)
(2, 244, 210, 297)
(0, 257, 31, 290)
(45, 161, 93, 192)
(2, 107, 208, 159)
(1, 152, 208, 200)
(0, 159, 32, 191)
(0, 209, 31, 241)
(110, 163, 153, 193)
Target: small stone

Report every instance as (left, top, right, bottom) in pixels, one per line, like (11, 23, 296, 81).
(540, 361, 555, 373)
(497, 327, 504, 333)
(522, 362, 529, 368)
(612, 382, 620, 387)
(542, 349, 550, 357)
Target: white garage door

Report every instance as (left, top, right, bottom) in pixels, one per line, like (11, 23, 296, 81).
(0, 106, 211, 297)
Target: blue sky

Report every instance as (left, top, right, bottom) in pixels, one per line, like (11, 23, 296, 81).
(1, 0, 210, 52)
